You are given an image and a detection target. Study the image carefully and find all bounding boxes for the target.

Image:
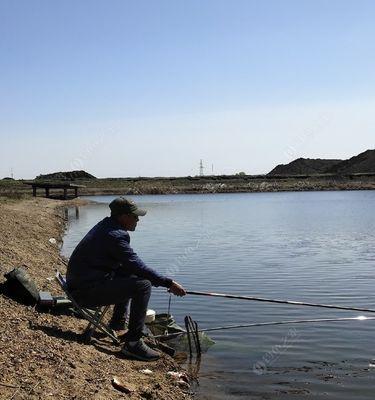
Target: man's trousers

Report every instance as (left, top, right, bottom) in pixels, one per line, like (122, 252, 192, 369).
(71, 275, 152, 342)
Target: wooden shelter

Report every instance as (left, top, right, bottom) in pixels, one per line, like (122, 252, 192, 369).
(24, 182, 85, 199)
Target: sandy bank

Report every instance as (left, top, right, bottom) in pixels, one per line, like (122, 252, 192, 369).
(0, 198, 191, 399)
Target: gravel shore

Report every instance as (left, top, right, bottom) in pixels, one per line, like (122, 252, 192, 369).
(0, 198, 191, 400)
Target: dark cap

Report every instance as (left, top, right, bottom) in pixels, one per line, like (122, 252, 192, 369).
(109, 197, 147, 217)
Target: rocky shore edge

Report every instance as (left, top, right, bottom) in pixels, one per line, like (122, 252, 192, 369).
(0, 197, 192, 400)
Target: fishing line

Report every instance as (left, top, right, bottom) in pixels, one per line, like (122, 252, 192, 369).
(155, 315, 375, 339)
(167, 293, 172, 315)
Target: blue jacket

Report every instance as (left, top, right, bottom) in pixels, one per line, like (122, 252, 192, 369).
(66, 216, 172, 290)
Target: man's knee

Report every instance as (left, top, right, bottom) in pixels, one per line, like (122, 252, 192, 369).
(135, 279, 152, 294)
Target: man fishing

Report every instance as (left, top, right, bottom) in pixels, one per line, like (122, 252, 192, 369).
(66, 197, 186, 361)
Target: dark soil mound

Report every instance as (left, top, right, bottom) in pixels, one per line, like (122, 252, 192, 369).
(326, 149, 375, 174)
(36, 170, 96, 181)
(268, 158, 342, 176)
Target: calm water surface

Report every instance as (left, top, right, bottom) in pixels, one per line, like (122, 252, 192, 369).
(62, 191, 375, 399)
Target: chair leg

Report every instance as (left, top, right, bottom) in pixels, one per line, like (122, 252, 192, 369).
(82, 305, 119, 345)
(55, 271, 120, 346)
(83, 307, 103, 344)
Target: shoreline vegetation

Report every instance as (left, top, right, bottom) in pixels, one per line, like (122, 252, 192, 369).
(1, 173, 375, 199)
(2, 149, 375, 199)
(0, 150, 375, 198)
(0, 198, 192, 399)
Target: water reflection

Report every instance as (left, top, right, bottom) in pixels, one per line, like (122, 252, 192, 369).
(64, 206, 80, 221)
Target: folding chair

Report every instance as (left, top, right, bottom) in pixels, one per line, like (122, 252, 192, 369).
(55, 270, 120, 345)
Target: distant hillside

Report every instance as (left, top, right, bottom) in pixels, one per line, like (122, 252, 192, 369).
(326, 149, 375, 174)
(35, 170, 96, 181)
(268, 158, 342, 176)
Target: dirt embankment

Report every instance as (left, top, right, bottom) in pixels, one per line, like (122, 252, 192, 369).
(0, 198, 191, 400)
(3, 174, 375, 199)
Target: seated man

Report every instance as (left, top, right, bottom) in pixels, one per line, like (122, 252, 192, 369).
(66, 197, 186, 361)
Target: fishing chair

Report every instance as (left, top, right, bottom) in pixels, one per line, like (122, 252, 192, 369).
(55, 270, 120, 345)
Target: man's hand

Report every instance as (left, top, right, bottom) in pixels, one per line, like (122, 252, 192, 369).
(169, 281, 186, 297)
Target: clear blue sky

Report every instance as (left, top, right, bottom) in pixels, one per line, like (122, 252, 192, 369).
(1, 0, 374, 178)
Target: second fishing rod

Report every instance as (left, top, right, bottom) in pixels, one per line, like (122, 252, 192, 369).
(185, 290, 375, 314)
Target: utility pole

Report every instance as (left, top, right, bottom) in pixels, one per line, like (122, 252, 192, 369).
(199, 159, 204, 176)
(10, 167, 14, 179)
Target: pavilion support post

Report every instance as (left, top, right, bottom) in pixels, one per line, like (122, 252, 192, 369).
(25, 183, 84, 200)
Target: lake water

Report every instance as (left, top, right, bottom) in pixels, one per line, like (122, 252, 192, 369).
(61, 191, 375, 399)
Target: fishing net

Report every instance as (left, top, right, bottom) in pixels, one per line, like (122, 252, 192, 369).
(147, 313, 215, 353)
(147, 313, 184, 336)
(167, 331, 215, 353)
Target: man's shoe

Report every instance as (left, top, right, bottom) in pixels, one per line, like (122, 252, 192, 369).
(122, 339, 160, 361)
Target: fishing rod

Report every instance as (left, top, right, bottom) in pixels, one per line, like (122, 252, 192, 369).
(155, 315, 375, 339)
(186, 290, 375, 314)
